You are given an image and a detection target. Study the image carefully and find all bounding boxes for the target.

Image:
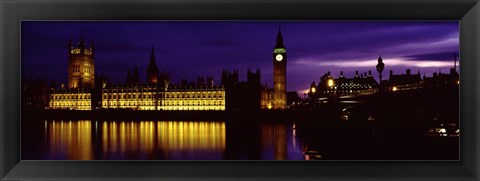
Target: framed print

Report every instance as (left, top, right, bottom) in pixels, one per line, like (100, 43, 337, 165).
(1, 0, 479, 180)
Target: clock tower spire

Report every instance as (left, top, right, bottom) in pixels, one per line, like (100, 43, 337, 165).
(275, 26, 285, 48)
(273, 26, 287, 109)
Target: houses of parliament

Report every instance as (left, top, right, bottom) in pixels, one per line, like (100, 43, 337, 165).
(43, 30, 289, 111)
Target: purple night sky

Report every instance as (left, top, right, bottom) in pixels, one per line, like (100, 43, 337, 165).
(21, 21, 459, 94)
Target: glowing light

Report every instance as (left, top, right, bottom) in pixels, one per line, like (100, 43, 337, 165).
(328, 79, 334, 87)
(311, 87, 316, 93)
(367, 116, 375, 121)
(436, 128, 447, 134)
(49, 92, 92, 110)
(49, 120, 93, 160)
(392, 87, 398, 91)
(100, 89, 225, 111)
(274, 48, 286, 54)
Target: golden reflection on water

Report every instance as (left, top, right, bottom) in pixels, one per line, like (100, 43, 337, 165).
(261, 123, 287, 160)
(101, 120, 226, 159)
(49, 120, 93, 160)
(47, 120, 225, 159)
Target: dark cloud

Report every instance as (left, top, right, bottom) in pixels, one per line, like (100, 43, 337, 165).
(21, 21, 459, 93)
(406, 52, 458, 61)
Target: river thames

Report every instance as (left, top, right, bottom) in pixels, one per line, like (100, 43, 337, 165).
(22, 115, 458, 160)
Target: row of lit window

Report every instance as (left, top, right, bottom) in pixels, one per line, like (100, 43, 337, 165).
(72, 64, 91, 74)
(51, 94, 91, 100)
(162, 107, 225, 111)
(51, 101, 91, 107)
(134, 106, 225, 111)
(103, 88, 223, 93)
(84, 64, 91, 74)
(102, 92, 224, 99)
(324, 85, 373, 89)
(102, 100, 224, 107)
(70, 49, 92, 55)
(324, 89, 374, 93)
(73, 65, 81, 73)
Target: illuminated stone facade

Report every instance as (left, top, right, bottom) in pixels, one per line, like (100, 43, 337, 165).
(68, 36, 95, 89)
(49, 89, 92, 110)
(101, 84, 225, 111)
(261, 87, 273, 109)
(49, 36, 231, 111)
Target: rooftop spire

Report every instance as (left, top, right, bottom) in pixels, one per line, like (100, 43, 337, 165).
(150, 45, 156, 65)
(78, 25, 86, 51)
(275, 25, 285, 48)
(147, 45, 159, 84)
(80, 24, 84, 41)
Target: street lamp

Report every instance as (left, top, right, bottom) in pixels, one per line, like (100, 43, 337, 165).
(376, 55, 385, 92)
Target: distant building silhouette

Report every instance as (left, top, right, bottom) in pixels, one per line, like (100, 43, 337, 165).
(387, 68, 459, 92)
(387, 69, 422, 91)
(126, 66, 140, 85)
(309, 70, 378, 98)
(286, 91, 300, 108)
(308, 54, 460, 98)
(421, 68, 459, 88)
(221, 69, 263, 111)
(22, 77, 50, 110)
(247, 69, 262, 110)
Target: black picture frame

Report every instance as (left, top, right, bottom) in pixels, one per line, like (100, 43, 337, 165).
(1, 0, 478, 180)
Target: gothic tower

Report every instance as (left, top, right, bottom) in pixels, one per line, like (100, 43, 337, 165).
(68, 30, 95, 89)
(147, 46, 159, 84)
(273, 27, 287, 109)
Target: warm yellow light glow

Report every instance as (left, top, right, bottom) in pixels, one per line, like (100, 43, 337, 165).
(392, 87, 398, 91)
(100, 121, 225, 158)
(70, 49, 92, 55)
(49, 120, 93, 160)
(53, 86, 226, 111)
(328, 79, 334, 87)
(457, 80, 460, 85)
(261, 124, 287, 160)
(311, 87, 316, 93)
(49, 92, 92, 110)
(267, 103, 273, 110)
(101, 89, 225, 111)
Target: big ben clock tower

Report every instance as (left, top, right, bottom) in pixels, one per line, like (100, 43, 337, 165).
(273, 27, 287, 109)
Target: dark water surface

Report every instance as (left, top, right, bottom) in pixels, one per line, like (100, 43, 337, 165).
(22, 116, 458, 160)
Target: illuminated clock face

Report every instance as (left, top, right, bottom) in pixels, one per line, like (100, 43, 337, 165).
(275, 54, 283, 61)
